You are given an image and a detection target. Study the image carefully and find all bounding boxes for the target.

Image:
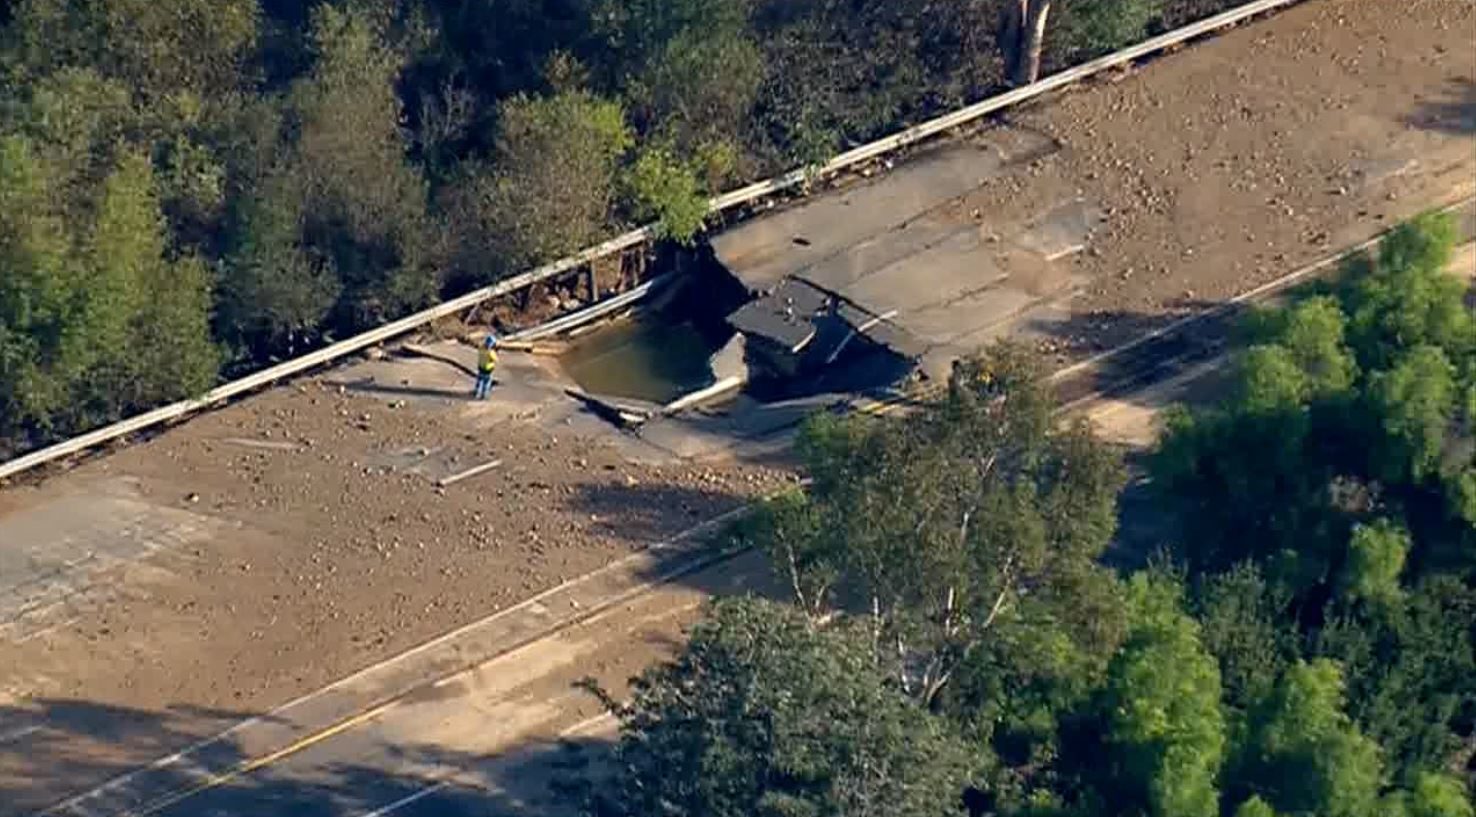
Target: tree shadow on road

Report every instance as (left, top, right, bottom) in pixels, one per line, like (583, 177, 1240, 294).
(1405, 78, 1476, 135)
(185, 736, 616, 817)
(0, 698, 247, 816)
(1026, 298, 1239, 413)
(0, 696, 618, 817)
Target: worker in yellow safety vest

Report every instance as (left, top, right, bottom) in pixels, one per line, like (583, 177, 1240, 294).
(474, 334, 498, 399)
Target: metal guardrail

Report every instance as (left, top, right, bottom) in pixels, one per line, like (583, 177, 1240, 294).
(0, 0, 1303, 482)
(505, 273, 673, 343)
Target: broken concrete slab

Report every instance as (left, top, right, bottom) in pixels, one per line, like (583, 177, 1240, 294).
(726, 278, 832, 353)
(565, 389, 657, 428)
(0, 480, 220, 641)
(711, 124, 1103, 385)
(712, 143, 1008, 292)
(1014, 198, 1105, 261)
(708, 334, 750, 383)
(841, 228, 1008, 313)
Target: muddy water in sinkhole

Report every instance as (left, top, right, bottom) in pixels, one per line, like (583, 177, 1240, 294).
(559, 316, 731, 405)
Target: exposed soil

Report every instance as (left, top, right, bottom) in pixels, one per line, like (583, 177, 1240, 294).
(1, 0, 1473, 806)
(0, 378, 793, 727)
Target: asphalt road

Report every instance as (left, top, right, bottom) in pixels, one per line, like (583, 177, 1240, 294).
(58, 548, 775, 817)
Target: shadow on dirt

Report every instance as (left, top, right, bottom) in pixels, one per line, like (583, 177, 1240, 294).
(327, 374, 473, 400)
(0, 697, 617, 817)
(567, 480, 753, 543)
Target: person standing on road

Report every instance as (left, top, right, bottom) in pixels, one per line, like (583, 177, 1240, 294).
(474, 334, 498, 399)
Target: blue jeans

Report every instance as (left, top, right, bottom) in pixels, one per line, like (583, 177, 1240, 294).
(474, 371, 494, 399)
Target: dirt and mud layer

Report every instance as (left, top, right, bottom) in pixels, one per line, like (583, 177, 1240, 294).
(0, 0, 1473, 806)
(965, 0, 1475, 355)
(0, 379, 793, 737)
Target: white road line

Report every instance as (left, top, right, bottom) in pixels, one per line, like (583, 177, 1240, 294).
(353, 713, 619, 817)
(356, 782, 452, 817)
(0, 723, 42, 746)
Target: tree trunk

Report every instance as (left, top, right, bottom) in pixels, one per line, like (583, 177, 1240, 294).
(1002, 0, 1052, 86)
(1015, 0, 1052, 85)
(1001, 0, 1025, 82)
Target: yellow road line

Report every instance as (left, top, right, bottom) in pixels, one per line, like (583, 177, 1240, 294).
(125, 598, 694, 815)
(119, 699, 400, 817)
(107, 536, 740, 815)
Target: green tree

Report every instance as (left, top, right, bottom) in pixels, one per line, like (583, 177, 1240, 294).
(447, 89, 631, 282)
(1151, 402, 1336, 591)
(1055, 0, 1163, 62)
(285, 4, 438, 326)
(1, 0, 250, 251)
(1151, 212, 1475, 598)
(1380, 774, 1476, 817)
(749, 0, 999, 165)
(0, 139, 216, 438)
(1314, 576, 1476, 784)
(83, 151, 218, 414)
(1340, 212, 1472, 371)
(0, 134, 78, 436)
(218, 170, 340, 355)
(391, 0, 602, 169)
(753, 345, 1126, 709)
(1367, 345, 1459, 482)
(599, 0, 762, 178)
(941, 566, 1127, 810)
(1339, 519, 1410, 606)
(1157, 296, 1360, 578)
(721, 349, 1136, 816)
(1095, 572, 1226, 817)
(1404, 773, 1475, 817)
(1192, 563, 1297, 710)
(597, 0, 751, 72)
(1241, 296, 1359, 401)
(1228, 659, 1384, 817)
(93, 0, 257, 101)
(1449, 466, 1476, 527)
(734, 489, 835, 619)
(1, 0, 257, 102)
(1232, 796, 1281, 817)
(622, 146, 708, 242)
(591, 597, 982, 817)
(1237, 344, 1314, 413)
(6, 68, 137, 216)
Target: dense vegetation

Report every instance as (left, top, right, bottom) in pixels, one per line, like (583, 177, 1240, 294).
(1, 0, 1245, 455)
(590, 215, 1475, 816)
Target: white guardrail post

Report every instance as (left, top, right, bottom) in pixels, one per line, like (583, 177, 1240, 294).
(0, 0, 1301, 481)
